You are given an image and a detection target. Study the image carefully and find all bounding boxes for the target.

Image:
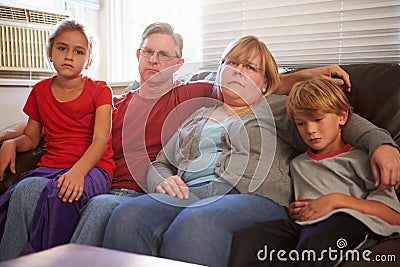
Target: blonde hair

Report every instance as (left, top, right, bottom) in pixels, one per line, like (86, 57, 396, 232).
(140, 22, 183, 58)
(46, 18, 99, 64)
(286, 78, 353, 120)
(216, 35, 280, 95)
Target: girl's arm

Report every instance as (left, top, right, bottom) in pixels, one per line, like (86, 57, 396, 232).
(57, 104, 112, 203)
(0, 118, 42, 179)
(298, 193, 400, 225)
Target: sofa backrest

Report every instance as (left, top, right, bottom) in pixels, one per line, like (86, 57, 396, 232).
(341, 63, 400, 147)
(191, 63, 400, 146)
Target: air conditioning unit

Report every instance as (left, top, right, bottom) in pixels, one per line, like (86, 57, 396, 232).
(0, 4, 69, 79)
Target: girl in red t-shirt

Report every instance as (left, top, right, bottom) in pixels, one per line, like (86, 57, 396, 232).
(0, 18, 115, 253)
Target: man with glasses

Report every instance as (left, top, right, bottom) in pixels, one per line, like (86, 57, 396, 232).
(1, 22, 396, 260)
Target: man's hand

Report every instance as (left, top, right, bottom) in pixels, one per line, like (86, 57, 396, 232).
(302, 64, 351, 92)
(0, 140, 17, 180)
(278, 64, 351, 95)
(371, 144, 400, 191)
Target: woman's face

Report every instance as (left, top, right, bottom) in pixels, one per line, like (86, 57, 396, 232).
(220, 56, 268, 107)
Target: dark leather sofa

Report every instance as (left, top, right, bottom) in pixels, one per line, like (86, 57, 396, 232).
(0, 63, 399, 266)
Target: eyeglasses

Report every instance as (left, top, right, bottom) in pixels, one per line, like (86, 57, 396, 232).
(139, 48, 179, 61)
(221, 58, 263, 74)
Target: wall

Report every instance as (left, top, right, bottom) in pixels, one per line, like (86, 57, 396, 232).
(0, 81, 32, 129)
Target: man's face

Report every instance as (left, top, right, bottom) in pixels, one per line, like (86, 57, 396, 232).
(137, 33, 183, 86)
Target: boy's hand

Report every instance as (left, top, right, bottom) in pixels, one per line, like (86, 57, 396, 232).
(288, 196, 308, 220)
(298, 194, 338, 221)
(57, 169, 85, 203)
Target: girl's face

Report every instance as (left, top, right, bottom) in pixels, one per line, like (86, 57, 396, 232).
(49, 30, 91, 79)
(294, 111, 348, 156)
(220, 56, 268, 107)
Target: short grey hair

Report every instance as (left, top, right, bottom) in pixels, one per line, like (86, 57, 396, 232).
(140, 22, 183, 58)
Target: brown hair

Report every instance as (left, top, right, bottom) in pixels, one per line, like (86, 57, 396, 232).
(140, 22, 183, 58)
(286, 78, 353, 120)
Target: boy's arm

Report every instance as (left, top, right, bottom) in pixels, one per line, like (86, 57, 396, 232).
(298, 193, 400, 225)
(57, 104, 112, 203)
(277, 64, 351, 95)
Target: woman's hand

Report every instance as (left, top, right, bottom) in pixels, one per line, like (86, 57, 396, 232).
(156, 175, 189, 199)
(57, 169, 85, 203)
(370, 144, 400, 191)
(288, 196, 308, 220)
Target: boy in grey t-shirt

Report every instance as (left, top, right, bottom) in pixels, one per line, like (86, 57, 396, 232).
(228, 78, 400, 267)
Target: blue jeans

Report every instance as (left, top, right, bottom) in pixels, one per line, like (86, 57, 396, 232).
(103, 185, 287, 267)
(0, 179, 141, 260)
(70, 188, 142, 246)
(0, 177, 47, 260)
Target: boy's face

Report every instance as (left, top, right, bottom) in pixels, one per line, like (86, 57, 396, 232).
(294, 111, 348, 157)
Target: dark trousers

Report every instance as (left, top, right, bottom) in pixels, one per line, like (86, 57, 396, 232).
(229, 213, 370, 267)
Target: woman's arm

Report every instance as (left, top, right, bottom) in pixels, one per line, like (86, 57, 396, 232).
(298, 193, 400, 225)
(277, 64, 351, 95)
(57, 104, 112, 203)
(146, 130, 181, 193)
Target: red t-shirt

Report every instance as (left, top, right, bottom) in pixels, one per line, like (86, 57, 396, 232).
(111, 81, 217, 192)
(23, 77, 116, 178)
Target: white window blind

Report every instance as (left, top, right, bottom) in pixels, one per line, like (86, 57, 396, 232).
(201, 0, 400, 69)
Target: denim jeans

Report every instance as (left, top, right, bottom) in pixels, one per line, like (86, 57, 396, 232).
(103, 183, 287, 267)
(70, 188, 143, 246)
(0, 177, 48, 260)
(0, 178, 141, 260)
(161, 194, 288, 267)
(102, 181, 238, 254)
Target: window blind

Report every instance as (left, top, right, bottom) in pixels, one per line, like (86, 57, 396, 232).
(201, 0, 400, 69)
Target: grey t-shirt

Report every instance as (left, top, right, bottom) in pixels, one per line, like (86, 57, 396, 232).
(291, 145, 400, 236)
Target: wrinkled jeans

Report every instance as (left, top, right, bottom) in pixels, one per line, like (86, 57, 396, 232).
(0, 177, 47, 260)
(70, 188, 143, 246)
(0, 178, 140, 261)
(103, 184, 288, 267)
